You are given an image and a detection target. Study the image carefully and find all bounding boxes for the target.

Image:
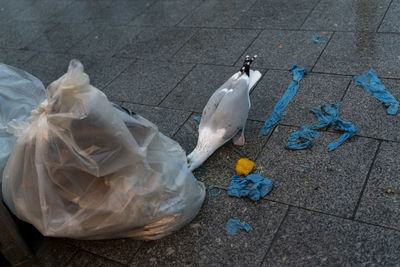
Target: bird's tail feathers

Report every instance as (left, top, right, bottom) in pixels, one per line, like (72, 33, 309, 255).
(240, 55, 257, 76)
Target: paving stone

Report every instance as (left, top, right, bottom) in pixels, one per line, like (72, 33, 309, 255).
(34, 238, 78, 267)
(249, 70, 350, 126)
(104, 60, 194, 105)
(0, 1, 29, 24)
(15, 0, 73, 22)
(379, 0, 400, 32)
(79, 55, 135, 90)
(301, 0, 391, 32)
(51, 0, 155, 25)
(71, 239, 142, 265)
(233, 0, 319, 29)
(238, 30, 332, 70)
(263, 207, 400, 266)
(173, 28, 260, 65)
(48, 1, 109, 24)
(67, 250, 125, 267)
(130, 196, 288, 267)
(131, 0, 202, 26)
(115, 27, 197, 61)
(0, 23, 56, 50)
(256, 125, 379, 218)
(23, 54, 133, 90)
(22, 53, 73, 87)
(69, 25, 143, 57)
(355, 141, 400, 231)
(160, 64, 239, 112)
(120, 102, 191, 137)
(313, 31, 400, 78)
(28, 23, 97, 53)
(0, 49, 36, 69)
(340, 78, 400, 142)
(179, 0, 257, 28)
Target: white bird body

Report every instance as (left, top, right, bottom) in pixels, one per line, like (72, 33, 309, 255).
(188, 58, 261, 171)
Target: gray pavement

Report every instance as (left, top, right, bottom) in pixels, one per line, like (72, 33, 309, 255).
(1, 0, 400, 266)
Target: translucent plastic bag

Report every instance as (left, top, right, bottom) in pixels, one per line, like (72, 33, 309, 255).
(2, 60, 205, 240)
(0, 63, 46, 179)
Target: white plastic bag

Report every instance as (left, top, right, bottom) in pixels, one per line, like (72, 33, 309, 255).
(0, 63, 46, 179)
(2, 60, 205, 240)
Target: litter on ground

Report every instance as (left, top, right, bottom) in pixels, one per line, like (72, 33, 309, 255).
(208, 186, 223, 197)
(227, 174, 277, 201)
(313, 34, 327, 44)
(286, 102, 358, 151)
(352, 69, 398, 115)
(225, 219, 251, 235)
(259, 64, 307, 135)
(236, 158, 256, 176)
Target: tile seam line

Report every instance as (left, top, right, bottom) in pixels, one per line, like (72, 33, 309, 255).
(118, 0, 160, 26)
(258, 206, 291, 267)
(376, 0, 394, 33)
(4, 21, 400, 34)
(21, 22, 60, 50)
(97, 58, 139, 92)
(310, 31, 335, 72)
(350, 141, 383, 219)
(264, 199, 400, 233)
(232, 29, 263, 66)
(157, 63, 197, 107)
(229, 0, 262, 30)
(253, 124, 278, 161)
(299, 0, 323, 29)
(17, 46, 400, 81)
(339, 78, 353, 102)
(63, 247, 80, 267)
(60, 24, 105, 54)
(39, 0, 76, 26)
(170, 111, 193, 137)
(68, 248, 129, 266)
(277, 122, 400, 144)
(169, 27, 202, 59)
(172, 25, 400, 34)
(172, 111, 195, 139)
(125, 238, 146, 266)
(175, 0, 205, 27)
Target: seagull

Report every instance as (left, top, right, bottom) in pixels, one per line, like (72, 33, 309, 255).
(187, 55, 262, 171)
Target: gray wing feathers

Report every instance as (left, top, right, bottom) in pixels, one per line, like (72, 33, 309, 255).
(205, 78, 250, 140)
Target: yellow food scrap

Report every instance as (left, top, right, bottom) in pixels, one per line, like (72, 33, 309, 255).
(236, 158, 256, 176)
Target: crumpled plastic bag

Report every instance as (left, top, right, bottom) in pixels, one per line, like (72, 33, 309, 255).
(2, 59, 205, 240)
(0, 63, 46, 179)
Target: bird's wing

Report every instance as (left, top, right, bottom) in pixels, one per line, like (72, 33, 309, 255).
(248, 70, 262, 93)
(200, 72, 241, 125)
(209, 77, 250, 140)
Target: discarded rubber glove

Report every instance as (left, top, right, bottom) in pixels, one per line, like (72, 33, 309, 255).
(194, 116, 201, 129)
(260, 64, 307, 135)
(227, 174, 276, 201)
(286, 103, 358, 151)
(286, 125, 321, 150)
(226, 219, 250, 235)
(352, 69, 398, 115)
(313, 34, 327, 44)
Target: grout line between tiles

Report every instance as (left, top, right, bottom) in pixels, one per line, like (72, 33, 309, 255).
(350, 141, 383, 219)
